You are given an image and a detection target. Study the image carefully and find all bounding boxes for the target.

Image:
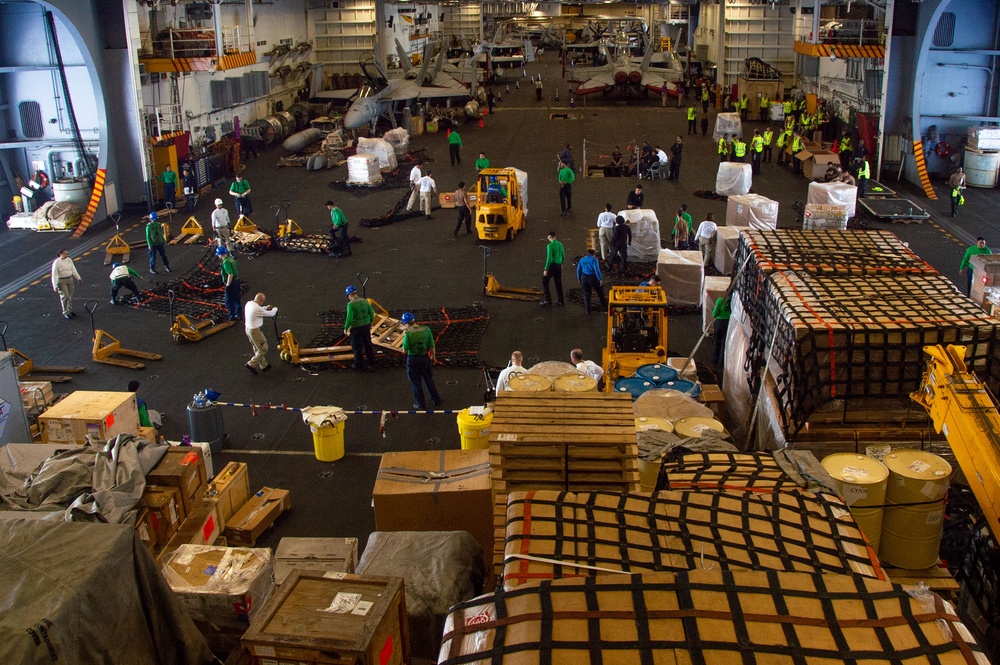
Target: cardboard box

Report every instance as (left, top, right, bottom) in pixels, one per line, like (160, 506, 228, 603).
(242, 573, 409, 665)
(140, 485, 185, 545)
(159, 497, 224, 565)
(373, 450, 493, 561)
(714, 226, 749, 275)
(147, 448, 207, 515)
(968, 126, 1000, 151)
(726, 194, 778, 230)
(274, 537, 359, 585)
(138, 426, 158, 442)
(167, 440, 214, 479)
(703, 276, 732, 335)
(38, 391, 139, 444)
(970, 254, 1000, 309)
(208, 462, 251, 524)
(797, 148, 842, 180)
(19, 381, 54, 410)
(656, 249, 704, 306)
(135, 508, 155, 553)
(161, 544, 275, 629)
(224, 487, 291, 547)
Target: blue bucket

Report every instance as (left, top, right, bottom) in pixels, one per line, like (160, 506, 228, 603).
(614, 377, 654, 400)
(658, 379, 701, 397)
(635, 363, 678, 385)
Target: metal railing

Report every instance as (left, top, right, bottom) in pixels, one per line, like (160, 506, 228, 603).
(148, 27, 252, 60)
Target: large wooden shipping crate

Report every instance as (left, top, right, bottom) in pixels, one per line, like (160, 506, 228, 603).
(499, 490, 883, 590)
(38, 390, 139, 443)
(242, 573, 409, 665)
(489, 392, 639, 578)
(439, 571, 985, 664)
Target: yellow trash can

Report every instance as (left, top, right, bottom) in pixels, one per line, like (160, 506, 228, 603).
(311, 421, 346, 462)
(456, 408, 493, 450)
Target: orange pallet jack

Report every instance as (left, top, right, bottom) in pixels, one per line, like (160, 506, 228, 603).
(167, 290, 233, 343)
(0, 322, 84, 383)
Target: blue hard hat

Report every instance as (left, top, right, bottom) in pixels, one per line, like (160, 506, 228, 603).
(345, 285, 357, 297)
(112, 262, 122, 268)
(149, 211, 158, 220)
(401, 312, 415, 324)
(216, 246, 228, 255)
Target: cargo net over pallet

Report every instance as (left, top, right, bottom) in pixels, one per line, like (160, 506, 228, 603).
(135, 248, 243, 320)
(489, 392, 640, 577)
(499, 489, 883, 590)
(440, 570, 987, 665)
(758, 272, 1000, 437)
(656, 451, 801, 493)
(306, 306, 490, 369)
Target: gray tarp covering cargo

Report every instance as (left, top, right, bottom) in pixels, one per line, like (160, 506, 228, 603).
(0, 516, 213, 664)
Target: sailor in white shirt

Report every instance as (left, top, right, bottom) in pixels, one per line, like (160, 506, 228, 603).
(571, 348, 605, 383)
(693, 213, 719, 267)
(418, 170, 437, 219)
(211, 198, 233, 252)
(596, 203, 617, 261)
(495, 351, 525, 392)
(406, 165, 422, 211)
(244, 292, 278, 374)
(50, 248, 82, 319)
(656, 147, 669, 165)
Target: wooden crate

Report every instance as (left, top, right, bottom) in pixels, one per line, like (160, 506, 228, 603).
(38, 390, 139, 444)
(488, 392, 640, 578)
(242, 573, 408, 665)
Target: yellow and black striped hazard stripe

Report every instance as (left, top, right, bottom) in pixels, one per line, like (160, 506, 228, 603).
(217, 52, 257, 70)
(70, 168, 106, 238)
(912, 140, 938, 200)
(792, 43, 885, 59)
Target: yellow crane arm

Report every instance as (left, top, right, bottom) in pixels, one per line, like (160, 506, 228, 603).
(911, 344, 1000, 540)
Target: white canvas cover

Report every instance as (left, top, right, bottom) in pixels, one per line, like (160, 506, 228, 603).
(617, 208, 661, 263)
(356, 137, 397, 171)
(716, 162, 752, 196)
(807, 181, 857, 218)
(713, 112, 743, 141)
(727, 194, 778, 230)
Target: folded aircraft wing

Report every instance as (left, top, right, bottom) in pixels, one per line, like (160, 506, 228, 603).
(574, 73, 615, 95)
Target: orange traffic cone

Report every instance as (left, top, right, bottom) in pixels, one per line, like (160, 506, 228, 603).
(479, 118, 484, 128)
(483, 108, 489, 116)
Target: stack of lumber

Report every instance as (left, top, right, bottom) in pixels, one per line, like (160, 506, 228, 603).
(488, 392, 639, 577)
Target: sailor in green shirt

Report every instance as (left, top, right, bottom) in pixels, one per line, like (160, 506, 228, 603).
(344, 285, 376, 371)
(960, 237, 993, 296)
(218, 246, 242, 320)
(401, 311, 441, 409)
(558, 162, 575, 216)
(229, 174, 252, 216)
(145, 211, 171, 274)
(712, 295, 732, 370)
(680, 205, 695, 249)
(326, 199, 351, 258)
(448, 129, 463, 166)
(109, 261, 143, 305)
(540, 230, 565, 306)
(475, 152, 490, 173)
(158, 165, 177, 209)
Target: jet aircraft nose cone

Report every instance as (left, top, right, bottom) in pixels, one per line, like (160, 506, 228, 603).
(344, 103, 369, 130)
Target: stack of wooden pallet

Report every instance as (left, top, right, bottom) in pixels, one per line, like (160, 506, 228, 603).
(488, 392, 639, 577)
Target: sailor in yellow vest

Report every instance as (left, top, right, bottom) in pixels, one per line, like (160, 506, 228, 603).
(791, 132, 804, 175)
(687, 105, 698, 135)
(838, 133, 853, 170)
(762, 126, 775, 163)
(759, 94, 770, 122)
(738, 94, 749, 122)
(776, 129, 790, 166)
(855, 156, 870, 198)
(732, 136, 747, 163)
(750, 129, 764, 175)
(701, 86, 710, 113)
(782, 98, 792, 121)
(719, 134, 730, 163)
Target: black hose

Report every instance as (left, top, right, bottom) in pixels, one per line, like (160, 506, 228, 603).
(44, 10, 94, 180)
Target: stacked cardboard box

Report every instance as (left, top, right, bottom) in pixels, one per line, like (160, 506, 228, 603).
(725, 193, 778, 230)
(140, 485, 185, 546)
(206, 462, 250, 524)
(655, 248, 703, 306)
(713, 225, 749, 275)
(224, 487, 291, 546)
(38, 391, 139, 443)
(147, 448, 207, 515)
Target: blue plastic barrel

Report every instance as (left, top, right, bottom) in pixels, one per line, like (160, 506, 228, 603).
(658, 379, 701, 397)
(635, 363, 678, 385)
(614, 377, 654, 400)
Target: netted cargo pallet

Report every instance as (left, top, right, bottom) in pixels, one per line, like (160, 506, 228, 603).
(500, 490, 883, 590)
(759, 273, 1000, 436)
(136, 247, 244, 320)
(959, 519, 1000, 628)
(305, 306, 490, 369)
(489, 393, 640, 580)
(656, 451, 798, 493)
(440, 570, 986, 665)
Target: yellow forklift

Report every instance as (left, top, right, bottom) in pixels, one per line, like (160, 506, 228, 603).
(602, 285, 669, 389)
(474, 168, 527, 241)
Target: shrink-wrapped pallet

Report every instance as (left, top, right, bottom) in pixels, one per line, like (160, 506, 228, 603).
(807, 180, 857, 218)
(382, 127, 410, 155)
(616, 208, 660, 262)
(712, 111, 742, 141)
(702, 275, 731, 335)
(356, 137, 397, 171)
(803, 203, 849, 230)
(714, 225, 749, 275)
(656, 249, 703, 306)
(346, 153, 381, 184)
(716, 162, 752, 196)
(440, 570, 985, 664)
(967, 125, 1000, 151)
(726, 193, 778, 229)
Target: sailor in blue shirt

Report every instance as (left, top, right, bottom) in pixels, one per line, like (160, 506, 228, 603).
(576, 249, 608, 315)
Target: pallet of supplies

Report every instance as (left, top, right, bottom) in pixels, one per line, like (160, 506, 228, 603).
(616, 208, 662, 263)
(713, 226, 749, 275)
(38, 390, 139, 444)
(274, 537, 359, 584)
(656, 249, 703, 306)
(439, 570, 985, 664)
(726, 193, 778, 230)
(356, 137, 397, 171)
(224, 486, 291, 546)
(346, 154, 382, 185)
(147, 447, 207, 515)
(242, 572, 409, 665)
(803, 203, 849, 230)
(967, 125, 1000, 151)
(712, 111, 742, 140)
(807, 180, 857, 218)
(715, 161, 752, 196)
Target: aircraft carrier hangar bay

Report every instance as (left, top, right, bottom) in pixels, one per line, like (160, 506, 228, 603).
(1, 0, 1000, 662)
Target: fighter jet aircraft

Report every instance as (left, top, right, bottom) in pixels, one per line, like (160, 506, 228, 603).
(310, 44, 478, 130)
(568, 33, 683, 98)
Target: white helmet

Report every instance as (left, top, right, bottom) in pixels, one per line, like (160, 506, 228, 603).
(214, 198, 223, 205)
